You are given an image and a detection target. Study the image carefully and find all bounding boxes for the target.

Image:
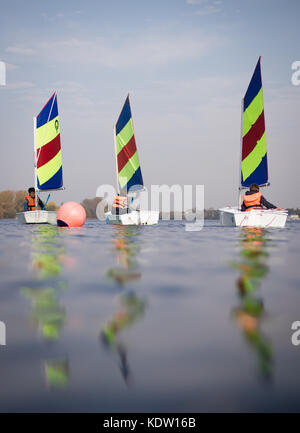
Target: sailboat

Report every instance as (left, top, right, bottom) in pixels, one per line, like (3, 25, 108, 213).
(219, 58, 287, 228)
(17, 91, 64, 225)
(105, 95, 159, 225)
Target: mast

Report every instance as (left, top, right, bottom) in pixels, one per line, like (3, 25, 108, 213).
(238, 97, 244, 210)
(128, 93, 145, 194)
(36, 91, 56, 167)
(259, 56, 269, 191)
(33, 116, 38, 209)
(113, 124, 120, 194)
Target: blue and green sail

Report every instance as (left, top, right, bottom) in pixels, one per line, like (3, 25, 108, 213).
(241, 57, 268, 187)
(36, 92, 63, 190)
(115, 96, 144, 193)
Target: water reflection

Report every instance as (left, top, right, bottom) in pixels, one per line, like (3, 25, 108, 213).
(45, 358, 70, 388)
(101, 226, 146, 385)
(21, 225, 70, 388)
(106, 226, 142, 286)
(22, 286, 66, 341)
(232, 227, 273, 379)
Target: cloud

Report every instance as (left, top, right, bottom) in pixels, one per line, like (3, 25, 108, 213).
(186, 0, 207, 4)
(186, 0, 222, 16)
(4, 81, 34, 90)
(6, 45, 36, 55)
(41, 12, 64, 21)
(41, 10, 81, 22)
(195, 5, 221, 16)
(52, 80, 95, 107)
(5, 30, 222, 69)
(5, 63, 18, 71)
(52, 80, 86, 93)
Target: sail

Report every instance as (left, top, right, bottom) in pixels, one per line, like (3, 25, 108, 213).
(241, 57, 268, 188)
(115, 95, 144, 193)
(36, 92, 63, 190)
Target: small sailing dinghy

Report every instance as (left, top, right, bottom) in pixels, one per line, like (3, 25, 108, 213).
(219, 58, 287, 228)
(105, 95, 159, 225)
(17, 91, 64, 225)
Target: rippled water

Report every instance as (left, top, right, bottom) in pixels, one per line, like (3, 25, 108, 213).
(0, 219, 300, 412)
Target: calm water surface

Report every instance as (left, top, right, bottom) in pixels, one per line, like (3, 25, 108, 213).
(0, 219, 300, 412)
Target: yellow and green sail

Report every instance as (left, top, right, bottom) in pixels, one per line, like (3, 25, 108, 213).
(115, 96, 144, 193)
(241, 58, 268, 187)
(36, 92, 63, 190)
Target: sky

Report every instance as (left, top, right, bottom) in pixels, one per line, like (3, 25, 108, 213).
(0, 0, 299, 208)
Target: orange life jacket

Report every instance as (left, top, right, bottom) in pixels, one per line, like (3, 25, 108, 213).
(25, 195, 36, 211)
(243, 192, 262, 211)
(112, 196, 128, 209)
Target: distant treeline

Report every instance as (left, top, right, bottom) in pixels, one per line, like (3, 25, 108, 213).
(287, 208, 300, 217)
(76, 200, 221, 220)
(79, 199, 220, 220)
(79, 203, 300, 220)
(1, 191, 299, 220)
(0, 192, 219, 220)
(80, 197, 103, 219)
(0, 190, 58, 219)
(0, 191, 103, 220)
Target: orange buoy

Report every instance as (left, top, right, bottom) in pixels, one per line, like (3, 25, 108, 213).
(57, 202, 86, 227)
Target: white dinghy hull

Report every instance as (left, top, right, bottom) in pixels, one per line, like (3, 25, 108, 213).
(219, 207, 287, 228)
(16, 211, 57, 225)
(105, 210, 159, 226)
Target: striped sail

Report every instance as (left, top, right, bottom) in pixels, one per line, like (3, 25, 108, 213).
(241, 57, 268, 188)
(115, 96, 144, 193)
(36, 92, 63, 190)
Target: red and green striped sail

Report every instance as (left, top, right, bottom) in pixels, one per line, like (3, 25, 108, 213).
(115, 96, 144, 193)
(36, 92, 63, 190)
(241, 57, 268, 187)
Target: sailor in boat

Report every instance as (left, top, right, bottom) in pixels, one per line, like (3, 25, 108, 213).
(24, 187, 44, 212)
(112, 194, 129, 215)
(241, 184, 282, 212)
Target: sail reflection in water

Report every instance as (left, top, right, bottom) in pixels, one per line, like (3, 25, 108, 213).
(106, 226, 142, 285)
(21, 225, 70, 388)
(101, 226, 146, 384)
(231, 227, 273, 379)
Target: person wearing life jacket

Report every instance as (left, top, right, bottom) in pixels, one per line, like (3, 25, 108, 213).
(241, 183, 281, 212)
(24, 187, 44, 212)
(112, 194, 128, 215)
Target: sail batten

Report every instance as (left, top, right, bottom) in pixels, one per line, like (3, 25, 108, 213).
(241, 58, 268, 187)
(36, 92, 63, 191)
(115, 96, 144, 193)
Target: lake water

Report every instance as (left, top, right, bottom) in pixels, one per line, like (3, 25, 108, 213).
(0, 219, 299, 412)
